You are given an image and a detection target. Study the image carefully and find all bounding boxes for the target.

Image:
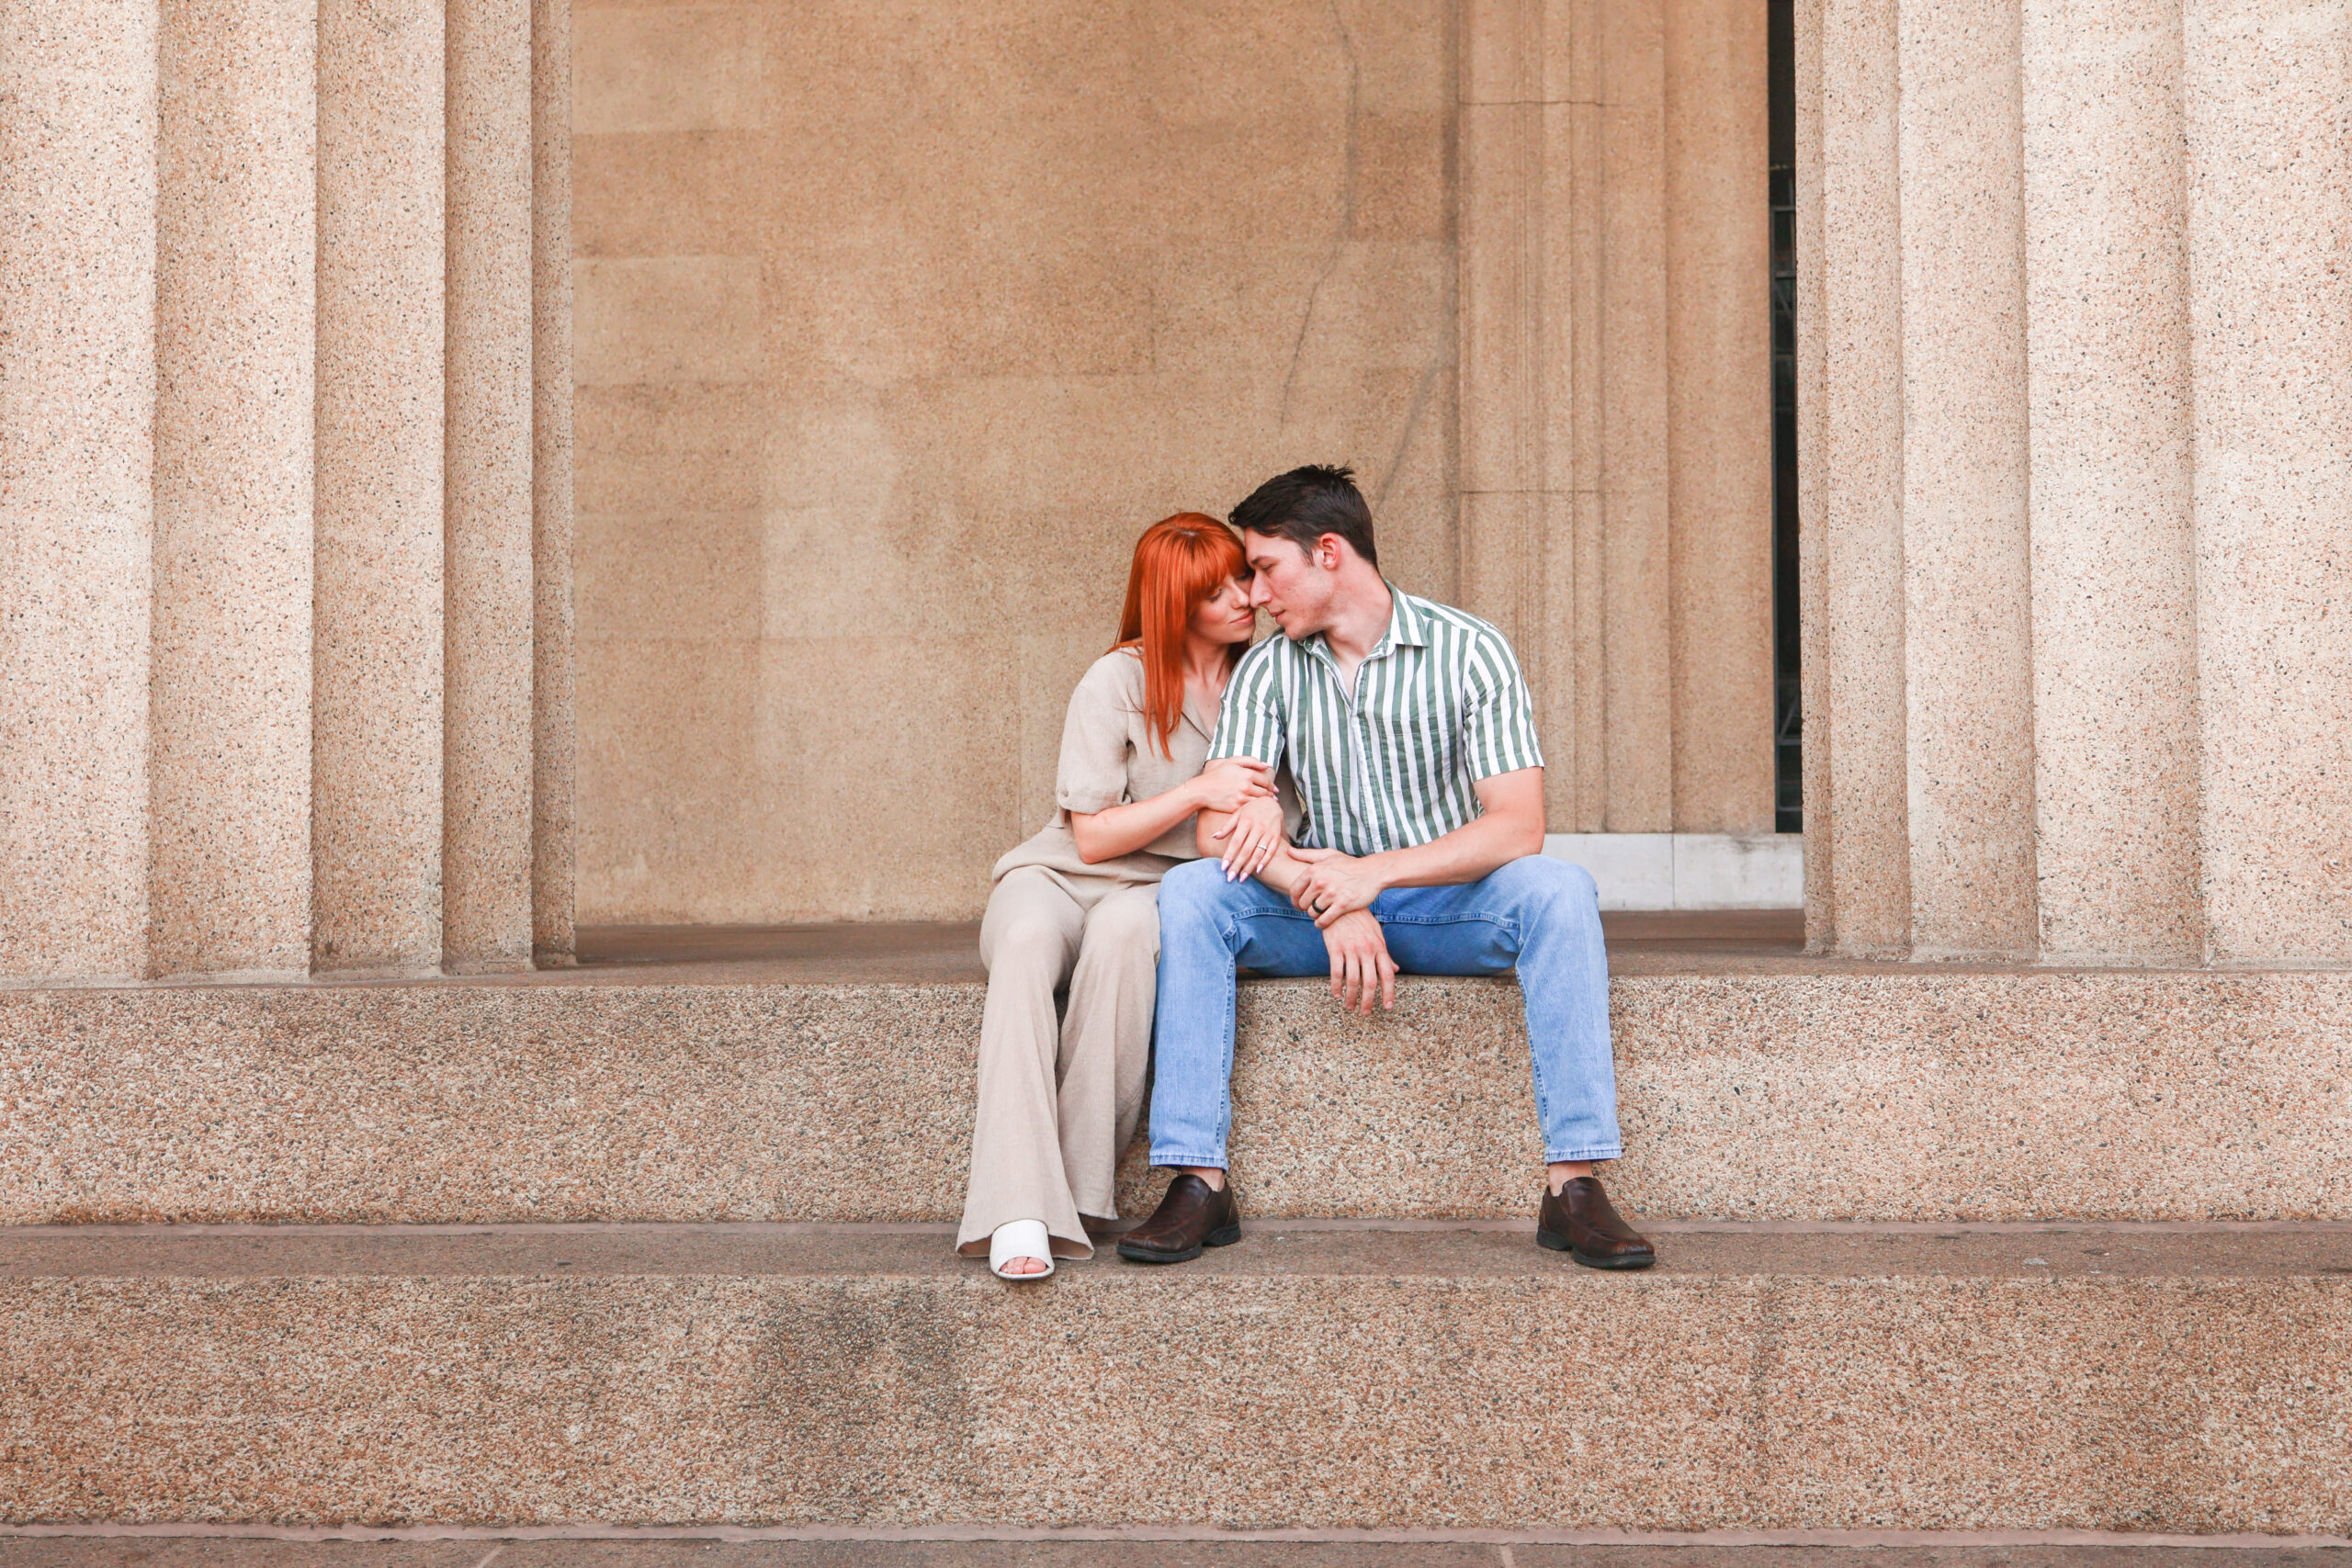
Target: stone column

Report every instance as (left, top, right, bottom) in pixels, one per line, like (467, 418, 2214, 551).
(2021, 0, 2201, 964)
(314, 0, 447, 975)
(1457, 0, 1775, 840)
(1793, 0, 1836, 951)
(2185, 0, 2352, 964)
(0, 0, 159, 982)
(1809, 0, 1912, 956)
(1552, 15, 1609, 831)
(1806, 0, 2042, 959)
(1597, 0, 1674, 834)
(0, 0, 572, 984)
(531, 0, 577, 965)
(151, 0, 317, 980)
(444, 0, 539, 972)
(1896, 0, 2036, 959)
(1665, 0, 1774, 835)
(1800, 0, 2352, 963)
(1458, 0, 1567, 817)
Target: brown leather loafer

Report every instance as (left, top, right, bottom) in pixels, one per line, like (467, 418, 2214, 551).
(1537, 1175, 1657, 1270)
(1116, 1173, 1241, 1264)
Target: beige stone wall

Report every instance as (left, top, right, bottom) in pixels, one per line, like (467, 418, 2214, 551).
(573, 0, 1779, 923)
(1455, 0, 1775, 839)
(571, 0, 1462, 922)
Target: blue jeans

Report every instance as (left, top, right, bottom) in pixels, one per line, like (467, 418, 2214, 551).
(1147, 853, 1623, 1169)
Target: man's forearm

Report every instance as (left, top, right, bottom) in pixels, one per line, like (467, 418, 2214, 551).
(1248, 846, 1312, 896)
(1364, 811, 1542, 891)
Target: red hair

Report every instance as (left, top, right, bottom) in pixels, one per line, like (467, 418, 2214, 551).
(1114, 513, 1249, 758)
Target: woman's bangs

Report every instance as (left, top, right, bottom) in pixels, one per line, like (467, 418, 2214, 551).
(1177, 527, 1244, 607)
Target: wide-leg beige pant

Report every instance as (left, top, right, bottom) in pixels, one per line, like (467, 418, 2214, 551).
(956, 865, 1159, 1260)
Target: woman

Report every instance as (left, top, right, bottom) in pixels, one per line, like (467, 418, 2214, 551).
(958, 513, 1286, 1279)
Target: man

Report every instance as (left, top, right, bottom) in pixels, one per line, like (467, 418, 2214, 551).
(1117, 465, 1655, 1270)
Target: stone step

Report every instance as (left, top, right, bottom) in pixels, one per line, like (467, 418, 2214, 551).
(2, 967, 2346, 1224)
(4, 1220, 2346, 1533)
(0, 1543, 2346, 1567)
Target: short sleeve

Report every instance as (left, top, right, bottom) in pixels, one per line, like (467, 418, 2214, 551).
(1461, 629, 1545, 780)
(1054, 654, 1139, 815)
(1207, 638, 1286, 766)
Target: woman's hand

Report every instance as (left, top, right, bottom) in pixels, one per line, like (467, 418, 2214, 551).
(1290, 846, 1389, 927)
(1212, 793, 1286, 883)
(1073, 759, 1273, 864)
(1189, 757, 1275, 815)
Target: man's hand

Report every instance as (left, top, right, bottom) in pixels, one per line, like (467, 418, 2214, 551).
(1291, 847, 1390, 928)
(1321, 909, 1397, 1014)
(1211, 793, 1285, 882)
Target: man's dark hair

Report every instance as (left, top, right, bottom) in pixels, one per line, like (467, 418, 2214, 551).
(1229, 464, 1377, 570)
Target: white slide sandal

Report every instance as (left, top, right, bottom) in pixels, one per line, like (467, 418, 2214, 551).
(989, 1219, 1055, 1280)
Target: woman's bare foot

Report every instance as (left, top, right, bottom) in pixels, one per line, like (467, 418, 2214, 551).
(1000, 1255, 1049, 1276)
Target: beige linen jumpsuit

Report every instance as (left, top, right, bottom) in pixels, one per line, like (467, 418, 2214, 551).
(956, 648, 1236, 1261)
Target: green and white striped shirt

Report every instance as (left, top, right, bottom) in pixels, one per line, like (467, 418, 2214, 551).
(1207, 588, 1544, 857)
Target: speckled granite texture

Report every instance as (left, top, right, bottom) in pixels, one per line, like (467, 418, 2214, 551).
(442, 0, 539, 976)
(1894, 0, 2037, 960)
(1, 970, 2346, 1224)
(1, 1551, 2346, 1568)
(311, 0, 447, 976)
(2019, 0, 2202, 966)
(0, 1224, 2345, 1530)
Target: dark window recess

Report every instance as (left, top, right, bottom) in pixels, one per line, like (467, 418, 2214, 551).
(1770, 0, 1802, 833)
